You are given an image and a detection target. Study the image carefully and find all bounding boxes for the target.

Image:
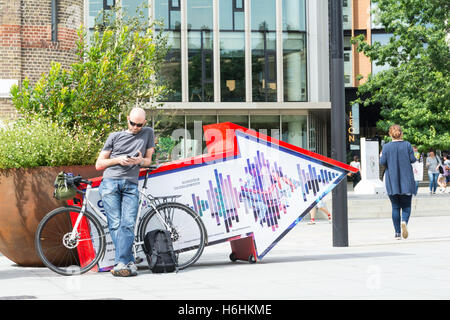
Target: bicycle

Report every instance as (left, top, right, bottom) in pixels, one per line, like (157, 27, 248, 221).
(35, 165, 208, 276)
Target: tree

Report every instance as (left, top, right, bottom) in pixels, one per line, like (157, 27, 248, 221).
(10, 5, 169, 138)
(352, 0, 450, 151)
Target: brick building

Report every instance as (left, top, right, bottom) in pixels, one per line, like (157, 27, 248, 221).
(0, 0, 84, 118)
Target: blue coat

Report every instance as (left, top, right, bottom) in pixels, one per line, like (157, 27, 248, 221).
(380, 141, 417, 195)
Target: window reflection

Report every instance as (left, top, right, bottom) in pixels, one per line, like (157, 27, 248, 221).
(218, 114, 249, 128)
(281, 115, 307, 148)
(282, 0, 307, 101)
(155, 0, 182, 101)
(250, 115, 280, 140)
(186, 115, 217, 156)
(251, 0, 277, 102)
(155, 0, 181, 30)
(159, 32, 182, 101)
(283, 33, 307, 101)
(220, 33, 245, 101)
(252, 32, 277, 102)
(153, 114, 185, 161)
(220, 0, 245, 102)
(188, 0, 214, 102)
(122, 0, 148, 22)
(282, 0, 306, 31)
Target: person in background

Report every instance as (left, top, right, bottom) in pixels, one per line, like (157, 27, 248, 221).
(380, 124, 416, 240)
(411, 146, 423, 194)
(443, 154, 450, 191)
(307, 199, 332, 225)
(348, 155, 361, 188)
(426, 150, 439, 194)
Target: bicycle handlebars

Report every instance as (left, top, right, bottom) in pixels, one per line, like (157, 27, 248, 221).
(63, 163, 162, 192)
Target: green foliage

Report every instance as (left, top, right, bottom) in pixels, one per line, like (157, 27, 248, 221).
(4, 4, 171, 169)
(153, 135, 177, 162)
(0, 117, 103, 169)
(352, 0, 450, 151)
(10, 4, 169, 139)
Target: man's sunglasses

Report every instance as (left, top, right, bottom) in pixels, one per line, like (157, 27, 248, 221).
(129, 120, 145, 128)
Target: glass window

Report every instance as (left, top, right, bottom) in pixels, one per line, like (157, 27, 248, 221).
(250, 115, 280, 140)
(218, 114, 249, 127)
(186, 115, 217, 156)
(88, 0, 103, 29)
(344, 36, 352, 87)
(187, 0, 213, 30)
(88, 0, 116, 40)
(188, 0, 214, 102)
(252, 32, 277, 102)
(155, 0, 181, 30)
(122, 0, 148, 22)
(251, 0, 275, 31)
(155, 0, 182, 101)
(251, 0, 277, 102)
(371, 33, 393, 75)
(220, 0, 245, 102)
(281, 115, 307, 148)
(283, 33, 307, 101)
(153, 114, 185, 160)
(220, 34, 245, 102)
(282, 0, 306, 31)
(158, 32, 182, 101)
(220, 0, 245, 31)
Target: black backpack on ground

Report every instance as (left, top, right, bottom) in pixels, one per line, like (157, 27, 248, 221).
(143, 230, 178, 273)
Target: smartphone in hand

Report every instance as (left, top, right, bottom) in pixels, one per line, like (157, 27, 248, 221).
(127, 151, 140, 158)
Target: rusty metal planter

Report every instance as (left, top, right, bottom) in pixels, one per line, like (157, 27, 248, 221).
(0, 165, 101, 266)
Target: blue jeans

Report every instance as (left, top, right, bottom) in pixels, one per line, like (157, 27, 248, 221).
(428, 172, 439, 193)
(388, 194, 412, 234)
(99, 179, 139, 265)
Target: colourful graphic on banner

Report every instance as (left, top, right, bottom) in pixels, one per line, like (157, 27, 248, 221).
(188, 131, 347, 237)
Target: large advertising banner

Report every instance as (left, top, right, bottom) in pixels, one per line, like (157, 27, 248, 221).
(77, 123, 357, 270)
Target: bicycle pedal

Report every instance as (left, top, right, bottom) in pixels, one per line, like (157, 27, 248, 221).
(135, 257, 144, 264)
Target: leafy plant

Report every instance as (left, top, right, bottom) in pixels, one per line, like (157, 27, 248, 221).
(0, 117, 103, 169)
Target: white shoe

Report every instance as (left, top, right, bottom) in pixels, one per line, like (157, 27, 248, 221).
(401, 221, 408, 239)
(127, 262, 138, 276)
(307, 219, 316, 225)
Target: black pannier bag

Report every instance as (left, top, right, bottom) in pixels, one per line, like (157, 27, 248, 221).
(143, 230, 178, 273)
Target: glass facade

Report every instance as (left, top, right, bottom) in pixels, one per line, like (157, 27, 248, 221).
(86, 0, 329, 158)
(151, 112, 312, 160)
(90, 0, 309, 103)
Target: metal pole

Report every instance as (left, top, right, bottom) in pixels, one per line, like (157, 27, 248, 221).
(329, 0, 348, 247)
(51, 0, 58, 42)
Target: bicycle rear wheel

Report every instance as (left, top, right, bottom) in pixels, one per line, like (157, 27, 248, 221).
(139, 202, 207, 270)
(35, 206, 106, 276)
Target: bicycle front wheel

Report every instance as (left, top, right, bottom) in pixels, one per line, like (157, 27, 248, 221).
(139, 202, 206, 270)
(35, 206, 106, 276)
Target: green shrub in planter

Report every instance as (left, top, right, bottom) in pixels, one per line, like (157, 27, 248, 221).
(0, 117, 103, 169)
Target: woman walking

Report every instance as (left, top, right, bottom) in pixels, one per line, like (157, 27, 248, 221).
(380, 125, 417, 240)
(426, 151, 440, 194)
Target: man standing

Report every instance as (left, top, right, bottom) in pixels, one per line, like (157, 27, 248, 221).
(96, 107, 155, 277)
